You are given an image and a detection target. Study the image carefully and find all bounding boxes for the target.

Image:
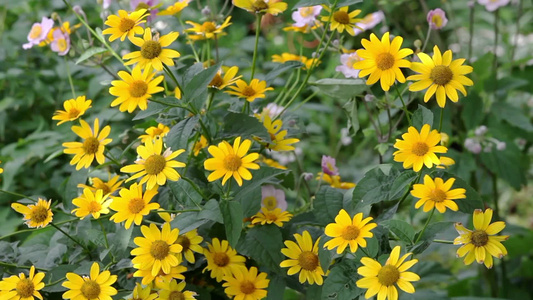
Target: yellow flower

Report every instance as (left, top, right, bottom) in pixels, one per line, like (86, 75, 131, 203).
(251, 207, 292, 227)
(411, 175, 466, 213)
(158, 0, 190, 16)
(109, 65, 165, 113)
(72, 188, 112, 219)
(185, 16, 232, 40)
(62, 262, 117, 300)
(324, 209, 377, 254)
(393, 124, 448, 172)
(353, 32, 413, 91)
(177, 229, 204, 264)
(127, 283, 157, 300)
(222, 266, 269, 300)
(133, 265, 186, 286)
(52, 96, 92, 125)
(131, 223, 183, 276)
(121, 134, 186, 190)
(124, 29, 181, 71)
(356, 246, 420, 300)
(436, 156, 455, 169)
(321, 6, 362, 36)
(77, 175, 124, 196)
(259, 156, 287, 169)
(280, 231, 325, 285)
(11, 198, 53, 229)
(208, 66, 241, 90)
(234, 0, 287, 15)
(157, 279, 197, 300)
(193, 135, 208, 156)
(454, 208, 509, 269)
(317, 172, 356, 189)
(203, 238, 246, 282)
(271, 53, 318, 70)
(407, 45, 473, 108)
(0, 161, 3, 174)
(226, 79, 273, 102)
(102, 9, 146, 42)
(0, 265, 45, 300)
(109, 183, 159, 229)
(204, 137, 260, 186)
(139, 123, 170, 143)
(262, 115, 299, 151)
(62, 118, 112, 170)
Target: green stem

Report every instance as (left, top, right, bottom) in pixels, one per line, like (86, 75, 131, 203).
(0, 189, 39, 202)
(438, 108, 444, 132)
(397, 171, 422, 207)
(414, 207, 435, 244)
(0, 218, 79, 240)
(177, 16, 201, 63)
(250, 14, 262, 80)
(163, 64, 183, 96)
(206, 39, 211, 65)
(433, 239, 454, 244)
(103, 152, 121, 166)
(157, 209, 202, 213)
(0, 262, 49, 272)
(468, 4, 475, 61)
(64, 58, 76, 98)
(50, 223, 92, 256)
(46, 277, 66, 287)
(421, 26, 431, 52)
(492, 9, 499, 97)
(149, 98, 194, 113)
(98, 219, 109, 249)
(395, 84, 411, 125)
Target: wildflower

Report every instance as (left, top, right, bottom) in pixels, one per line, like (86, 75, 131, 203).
(324, 209, 377, 254)
(11, 198, 53, 229)
(62, 262, 117, 300)
(436, 156, 455, 169)
(335, 52, 363, 78)
(260, 156, 287, 169)
(52, 96, 92, 125)
(50, 28, 70, 56)
(204, 238, 246, 282)
(124, 29, 180, 71)
(478, 0, 510, 11)
(102, 9, 146, 42)
(192, 135, 208, 156)
(251, 208, 292, 227)
(262, 115, 299, 151)
(356, 246, 420, 300)
(40, 21, 78, 46)
(454, 208, 509, 268)
(78, 175, 124, 196)
(353, 11, 385, 35)
(204, 137, 260, 186)
(208, 66, 241, 90)
(354, 32, 413, 91)
(62, 118, 112, 170)
(255, 103, 284, 120)
(23, 16, 54, 49)
(291, 5, 322, 28)
(317, 173, 356, 189)
(72, 188, 112, 219)
(133, 265, 186, 286)
(157, 279, 197, 300)
(427, 8, 448, 30)
(340, 127, 352, 145)
(185, 16, 232, 40)
(227, 79, 273, 102)
(131, 223, 182, 276)
(139, 123, 170, 143)
(109, 183, 159, 229)
(158, 0, 190, 16)
(222, 267, 269, 300)
(130, 0, 160, 22)
(411, 175, 466, 213)
(271, 53, 318, 70)
(127, 283, 157, 300)
(280, 231, 325, 285)
(121, 137, 186, 189)
(0, 266, 45, 299)
(321, 6, 362, 36)
(177, 229, 204, 264)
(321, 155, 338, 176)
(393, 124, 448, 172)
(0, 161, 3, 174)
(109, 65, 165, 113)
(261, 185, 287, 211)
(234, 0, 287, 15)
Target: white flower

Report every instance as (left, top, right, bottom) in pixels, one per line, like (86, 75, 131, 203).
(335, 52, 362, 78)
(291, 5, 322, 28)
(478, 0, 510, 11)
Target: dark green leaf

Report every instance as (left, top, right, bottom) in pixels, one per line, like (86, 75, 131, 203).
(222, 112, 270, 142)
(109, 226, 133, 259)
(461, 92, 484, 130)
(266, 61, 304, 82)
(220, 200, 243, 247)
(171, 211, 209, 233)
(382, 219, 415, 244)
(294, 0, 329, 8)
(412, 105, 434, 130)
(236, 225, 284, 272)
(266, 274, 286, 300)
(63, 168, 88, 211)
(75, 47, 107, 64)
(313, 186, 344, 226)
(168, 179, 203, 208)
(389, 170, 417, 200)
(132, 102, 167, 121)
(42, 265, 78, 292)
(198, 199, 223, 223)
(491, 102, 533, 132)
(353, 165, 407, 208)
(166, 116, 199, 152)
(184, 63, 221, 111)
(321, 260, 364, 300)
(479, 140, 526, 190)
(318, 235, 333, 271)
(411, 222, 453, 254)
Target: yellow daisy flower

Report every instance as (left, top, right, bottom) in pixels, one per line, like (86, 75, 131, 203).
(321, 6, 362, 36)
(11, 198, 53, 229)
(0, 266, 45, 300)
(203, 137, 260, 186)
(353, 32, 413, 91)
(234, 0, 287, 15)
(157, 279, 197, 300)
(226, 79, 273, 102)
(251, 207, 292, 227)
(317, 172, 356, 189)
(109, 183, 159, 229)
(139, 123, 170, 143)
(393, 124, 447, 172)
(185, 16, 232, 40)
(109, 65, 165, 113)
(131, 223, 183, 276)
(133, 265, 186, 286)
(222, 266, 270, 300)
(407, 45, 474, 108)
(324, 209, 377, 254)
(77, 175, 124, 196)
(259, 156, 287, 169)
(72, 188, 112, 220)
(356, 246, 420, 300)
(454, 208, 509, 269)
(62, 262, 117, 300)
(62, 118, 112, 170)
(52, 96, 92, 125)
(192, 135, 208, 156)
(0, 161, 3, 174)
(102, 9, 146, 42)
(280, 231, 325, 285)
(203, 238, 246, 282)
(177, 229, 204, 264)
(127, 283, 157, 300)
(271, 53, 318, 70)
(124, 29, 181, 71)
(121, 136, 186, 190)
(262, 115, 299, 151)
(411, 175, 466, 213)
(436, 156, 455, 169)
(208, 66, 242, 90)
(158, 0, 190, 16)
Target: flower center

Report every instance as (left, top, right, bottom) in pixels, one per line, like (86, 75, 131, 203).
(88, 201, 102, 213)
(411, 142, 429, 156)
(430, 65, 453, 86)
(67, 108, 80, 119)
(150, 240, 170, 260)
(119, 18, 136, 32)
(30, 206, 50, 223)
(144, 154, 167, 175)
(213, 252, 230, 267)
(241, 86, 257, 97)
(471, 230, 489, 247)
(298, 251, 319, 271)
(264, 211, 278, 222)
(152, 128, 164, 136)
(80, 280, 101, 299)
(130, 80, 149, 98)
(431, 15, 443, 28)
(168, 291, 185, 300)
(376, 53, 395, 70)
(97, 184, 112, 195)
(209, 74, 224, 88)
(57, 38, 68, 52)
(16, 278, 34, 298)
(223, 154, 242, 172)
(141, 40, 162, 59)
(262, 196, 278, 210)
(300, 7, 315, 18)
(240, 280, 256, 295)
(377, 265, 400, 286)
(29, 25, 43, 39)
(128, 197, 146, 214)
(83, 137, 100, 155)
(429, 189, 447, 203)
(333, 11, 350, 25)
(341, 225, 360, 240)
(252, 0, 269, 12)
(177, 235, 191, 252)
(203, 22, 217, 33)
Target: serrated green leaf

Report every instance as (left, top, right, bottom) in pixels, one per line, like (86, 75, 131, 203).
(382, 219, 415, 244)
(166, 116, 199, 152)
(220, 200, 243, 247)
(411, 222, 453, 254)
(75, 47, 107, 64)
(491, 102, 533, 132)
(167, 178, 203, 208)
(412, 105, 434, 130)
(353, 165, 407, 208)
(321, 260, 364, 300)
(461, 92, 484, 130)
(313, 186, 344, 226)
(198, 199, 223, 223)
(236, 225, 284, 272)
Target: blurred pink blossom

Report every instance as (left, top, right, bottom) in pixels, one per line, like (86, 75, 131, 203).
(23, 17, 54, 49)
(427, 8, 448, 30)
(478, 0, 510, 11)
(321, 155, 339, 176)
(335, 52, 362, 78)
(50, 29, 70, 56)
(261, 185, 287, 211)
(292, 5, 322, 28)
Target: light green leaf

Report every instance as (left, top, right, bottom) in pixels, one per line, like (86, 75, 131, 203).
(75, 47, 107, 64)
(220, 200, 243, 247)
(310, 78, 366, 100)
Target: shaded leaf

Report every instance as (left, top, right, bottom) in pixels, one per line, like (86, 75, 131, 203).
(222, 112, 270, 142)
(220, 200, 243, 247)
(412, 105, 434, 130)
(75, 47, 107, 64)
(166, 116, 199, 152)
(266, 61, 304, 82)
(236, 225, 284, 272)
(382, 219, 415, 244)
(313, 186, 344, 226)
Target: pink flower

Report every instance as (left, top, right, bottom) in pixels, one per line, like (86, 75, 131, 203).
(321, 155, 339, 176)
(261, 185, 287, 211)
(353, 11, 384, 35)
(50, 29, 70, 56)
(427, 8, 448, 30)
(292, 5, 322, 28)
(335, 52, 362, 78)
(102, 0, 112, 9)
(23, 17, 54, 50)
(478, 0, 510, 11)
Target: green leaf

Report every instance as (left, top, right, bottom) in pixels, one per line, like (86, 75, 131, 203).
(318, 235, 333, 271)
(184, 63, 221, 111)
(132, 102, 167, 121)
(431, 171, 483, 213)
(266, 61, 304, 83)
(313, 186, 344, 226)
(479, 140, 526, 190)
(491, 102, 533, 132)
(198, 199, 223, 223)
(167, 179, 203, 208)
(343, 98, 360, 135)
(353, 165, 407, 208)
(461, 92, 484, 130)
(337, 0, 363, 5)
(310, 78, 366, 100)
(109, 226, 133, 260)
(220, 200, 243, 247)
(63, 168, 88, 211)
(75, 47, 107, 64)
(294, 0, 329, 8)
(222, 112, 270, 142)
(411, 222, 453, 254)
(412, 105, 434, 130)
(171, 211, 209, 233)
(236, 225, 284, 272)
(266, 274, 286, 300)
(166, 116, 199, 152)
(389, 170, 417, 201)
(381, 219, 415, 244)
(42, 265, 78, 292)
(321, 260, 364, 300)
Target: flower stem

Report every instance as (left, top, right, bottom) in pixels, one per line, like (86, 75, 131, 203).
(50, 222, 92, 258)
(433, 239, 453, 244)
(0, 189, 39, 202)
(438, 108, 444, 132)
(98, 219, 109, 249)
(250, 14, 262, 80)
(414, 207, 435, 244)
(0, 262, 49, 272)
(468, 4, 475, 61)
(177, 16, 201, 63)
(492, 9, 499, 97)
(421, 26, 431, 52)
(395, 84, 411, 125)
(163, 64, 183, 96)
(64, 58, 76, 98)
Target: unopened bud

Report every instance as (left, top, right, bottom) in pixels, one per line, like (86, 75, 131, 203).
(414, 39, 422, 49)
(51, 12, 60, 21)
(332, 39, 339, 47)
(496, 141, 506, 151)
(364, 94, 374, 102)
(201, 6, 211, 16)
(475, 125, 487, 136)
(303, 172, 314, 181)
